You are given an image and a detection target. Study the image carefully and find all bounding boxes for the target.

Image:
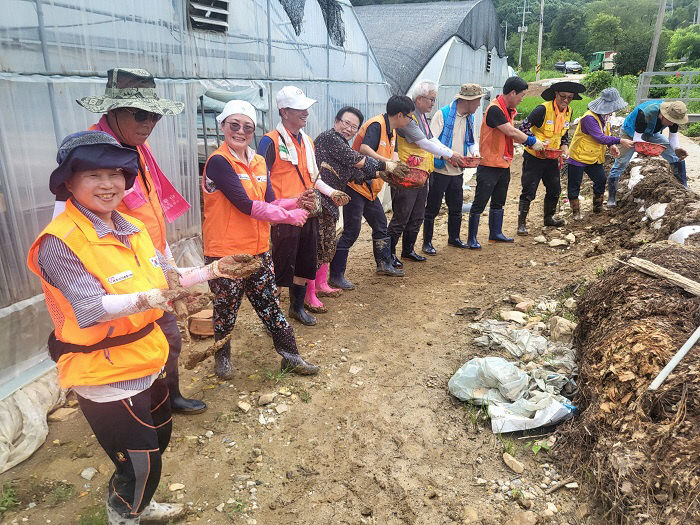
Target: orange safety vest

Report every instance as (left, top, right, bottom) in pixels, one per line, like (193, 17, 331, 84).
(479, 99, 516, 169)
(348, 114, 395, 201)
(202, 144, 271, 256)
(88, 125, 168, 252)
(264, 129, 313, 199)
(27, 200, 169, 389)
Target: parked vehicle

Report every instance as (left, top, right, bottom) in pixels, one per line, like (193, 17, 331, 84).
(565, 60, 582, 73)
(589, 51, 617, 72)
(554, 61, 566, 72)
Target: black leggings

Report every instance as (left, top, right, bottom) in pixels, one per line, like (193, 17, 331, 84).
(77, 376, 172, 518)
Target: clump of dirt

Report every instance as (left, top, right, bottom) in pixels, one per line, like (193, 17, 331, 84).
(588, 157, 700, 254)
(555, 244, 700, 523)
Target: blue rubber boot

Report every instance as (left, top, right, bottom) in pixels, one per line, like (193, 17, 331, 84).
(467, 213, 481, 249)
(488, 208, 514, 243)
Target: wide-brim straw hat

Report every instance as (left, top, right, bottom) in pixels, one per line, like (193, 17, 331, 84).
(660, 100, 689, 125)
(50, 131, 139, 196)
(541, 81, 585, 101)
(455, 83, 484, 101)
(77, 68, 184, 115)
(588, 87, 627, 114)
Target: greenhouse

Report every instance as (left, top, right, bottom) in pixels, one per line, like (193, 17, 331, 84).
(0, 0, 390, 472)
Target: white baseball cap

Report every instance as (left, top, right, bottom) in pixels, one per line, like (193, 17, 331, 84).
(216, 100, 257, 126)
(276, 85, 316, 110)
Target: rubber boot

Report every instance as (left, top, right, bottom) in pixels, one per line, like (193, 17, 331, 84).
(592, 193, 604, 213)
(673, 160, 688, 188)
(328, 249, 354, 290)
(139, 500, 186, 521)
(467, 213, 481, 249)
(389, 233, 403, 268)
(106, 502, 140, 524)
(517, 200, 530, 235)
(401, 230, 426, 261)
(288, 284, 317, 326)
(488, 208, 514, 243)
(422, 220, 437, 255)
(606, 178, 619, 208)
(374, 237, 404, 276)
(315, 263, 341, 297)
(167, 365, 206, 414)
(273, 326, 319, 375)
(543, 198, 564, 226)
(304, 279, 327, 313)
(214, 339, 234, 380)
(570, 198, 582, 221)
(447, 212, 468, 248)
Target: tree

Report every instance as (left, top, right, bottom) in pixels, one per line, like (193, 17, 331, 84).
(668, 25, 700, 62)
(587, 13, 622, 53)
(614, 28, 671, 75)
(550, 6, 588, 55)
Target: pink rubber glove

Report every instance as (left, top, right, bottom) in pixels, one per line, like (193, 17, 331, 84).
(250, 201, 308, 226)
(269, 197, 299, 210)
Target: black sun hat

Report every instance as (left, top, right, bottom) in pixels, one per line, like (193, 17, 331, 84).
(541, 81, 586, 101)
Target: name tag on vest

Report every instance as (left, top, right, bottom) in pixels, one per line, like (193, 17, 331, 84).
(238, 174, 251, 181)
(107, 270, 134, 284)
(546, 119, 554, 125)
(149, 256, 161, 268)
(255, 176, 267, 183)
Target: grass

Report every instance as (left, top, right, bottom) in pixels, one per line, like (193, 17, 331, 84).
(464, 403, 489, 431)
(498, 435, 518, 456)
(78, 504, 108, 525)
(0, 484, 19, 518)
(520, 69, 562, 82)
(297, 389, 312, 403)
(264, 368, 290, 383)
(47, 482, 75, 506)
(516, 95, 594, 120)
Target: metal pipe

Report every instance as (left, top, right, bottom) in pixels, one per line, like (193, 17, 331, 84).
(200, 96, 208, 157)
(34, 0, 62, 148)
(648, 324, 700, 391)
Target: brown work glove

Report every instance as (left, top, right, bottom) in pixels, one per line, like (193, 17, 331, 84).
(212, 254, 262, 280)
(296, 188, 317, 212)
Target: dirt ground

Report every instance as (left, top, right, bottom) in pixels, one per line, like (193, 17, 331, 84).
(0, 153, 686, 525)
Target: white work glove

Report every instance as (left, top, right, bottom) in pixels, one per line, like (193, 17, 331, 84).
(211, 254, 262, 280)
(135, 288, 191, 314)
(531, 140, 546, 151)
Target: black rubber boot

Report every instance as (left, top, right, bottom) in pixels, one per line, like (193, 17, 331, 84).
(447, 212, 468, 248)
(543, 198, 564, 226)
(606, 178, 619, 207)
(328, 249, 354, 290)
(288, 284, 317, 326)
(273, 326, 319, 376)
(488, 208, 513, 243)
(422, 220, 436, 255)
(168, 368, 207, 413)
(389, 234, 403, 268)
(517, 200, 530, 235)
(401, 231, 426, 261)
(213, 339, 234, 381)
(592, 193, 604, 213)
(374, 237, 404, 276)
(467, 213, 481, 249)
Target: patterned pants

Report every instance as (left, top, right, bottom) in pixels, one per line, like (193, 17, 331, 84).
(317, 208, 339, 265)
(205, 252, 298, 356)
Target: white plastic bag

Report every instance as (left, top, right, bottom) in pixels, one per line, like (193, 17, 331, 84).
(448, 357, 529, 406)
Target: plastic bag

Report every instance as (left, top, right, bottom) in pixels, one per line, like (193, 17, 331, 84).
(448, 356, 529, 406)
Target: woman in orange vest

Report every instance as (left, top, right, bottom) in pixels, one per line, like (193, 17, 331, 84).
(28, 131, 258, 524)
(202, 100, 319, 379)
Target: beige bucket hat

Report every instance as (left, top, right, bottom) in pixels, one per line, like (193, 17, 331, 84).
(455, 83, 484, 101)
(660, 100, 689, 125)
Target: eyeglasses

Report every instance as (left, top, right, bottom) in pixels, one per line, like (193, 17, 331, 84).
(225, 121, 256, 135)
(422, 96, 437, 103)
(557, 94, 575, 101)
(339, 119, 359, 132)
(121, 108, 162, 123)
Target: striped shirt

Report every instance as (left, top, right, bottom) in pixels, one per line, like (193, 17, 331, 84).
(38, 200, 169, 402)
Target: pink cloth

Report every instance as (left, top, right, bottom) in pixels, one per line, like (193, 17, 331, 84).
(250, 201, 308, 226)
(94, 116, 190, 223)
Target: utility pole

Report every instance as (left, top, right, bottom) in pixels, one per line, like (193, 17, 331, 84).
(503, 20, 508, 42)
(517, 0, 530, 71)
(646, 0, 668, 72)
(536, 0, 544, 81)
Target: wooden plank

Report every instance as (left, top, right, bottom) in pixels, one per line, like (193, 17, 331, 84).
(615, 257, 700, 297)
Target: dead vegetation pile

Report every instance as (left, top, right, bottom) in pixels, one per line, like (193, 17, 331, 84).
(555, 244, 700, 524)
(588, 158, 700, 255)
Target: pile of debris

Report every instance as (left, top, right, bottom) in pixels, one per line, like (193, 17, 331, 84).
(555, 244, 700, 523)
(588, 157, 700, 255)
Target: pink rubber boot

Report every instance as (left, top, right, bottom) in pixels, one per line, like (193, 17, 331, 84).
(304, 279, 327, 313)
(315, 263, 342, 297)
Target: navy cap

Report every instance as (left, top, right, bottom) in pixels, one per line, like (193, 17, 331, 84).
(49, 131, 139, 196)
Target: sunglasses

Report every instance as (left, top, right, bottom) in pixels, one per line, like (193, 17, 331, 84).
(122, 108, 162, 123)
(225, 121, 256, 135)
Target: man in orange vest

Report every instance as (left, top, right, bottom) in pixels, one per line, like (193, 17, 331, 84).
(467, 76, 546, 249)
(328, 95, 416, 289)
(53, 68, 206, 415)
(257, 86, 340, 326)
